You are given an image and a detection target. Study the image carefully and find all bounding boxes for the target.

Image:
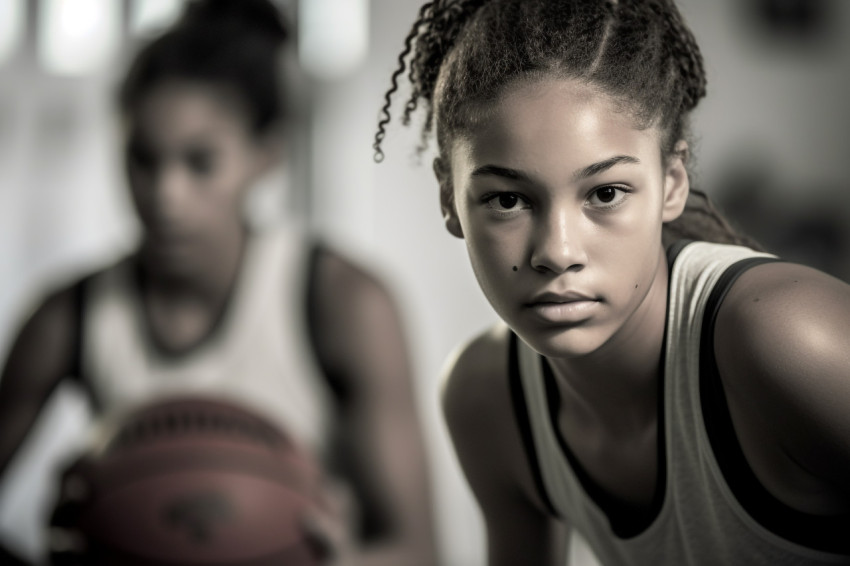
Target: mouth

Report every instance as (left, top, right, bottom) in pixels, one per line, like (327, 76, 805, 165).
(145, 224, 194, 243)
(143, 230, 196, 256)
(528, 291, 596, 304)
(524, 291, 601, 324)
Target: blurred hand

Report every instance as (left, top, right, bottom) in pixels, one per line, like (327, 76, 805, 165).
(47, 455, 94, 566)
(302, 479, 359, 566)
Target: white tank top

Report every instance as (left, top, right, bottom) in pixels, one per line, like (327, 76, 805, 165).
(514, 241, 850, 565)
(80, 224, 333, 457)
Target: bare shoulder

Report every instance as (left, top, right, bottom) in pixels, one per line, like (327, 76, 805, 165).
(441, 323, 546, 510)
(442, 325, 567, 564)
(715, 261, 850, 389)
(311, 247, 400, 332)
(311, 246, 387, 298)
(309, 247, 404, 375)
(3, 283, 80, 382)
(3, 262, 116, 382)
(441, 324, 513, 438)
(1, 281, 83, 475)
(714, 261, 850, 511)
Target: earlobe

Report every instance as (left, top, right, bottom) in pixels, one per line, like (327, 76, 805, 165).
(661, 140, 690, 222)
(434, 157, 464, 239)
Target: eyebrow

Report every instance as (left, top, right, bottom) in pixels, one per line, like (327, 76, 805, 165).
(573, 155, 640, 181)
(470, 164, 528, 181)
(470, 155, 641, 183)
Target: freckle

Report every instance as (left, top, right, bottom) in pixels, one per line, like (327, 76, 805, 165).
(634, 284, 638, 288)
(794, 280, 798, 283)
(512, 266, 518, 272)
(753, 297, 760, 303)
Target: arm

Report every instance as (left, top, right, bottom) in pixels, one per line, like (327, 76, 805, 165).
(310, 249, 436, 566)
(0, 287, 78, 482)
(0, 287, 78, 564)
(715, 262, 850, 514)
(442, 325, 568, 566)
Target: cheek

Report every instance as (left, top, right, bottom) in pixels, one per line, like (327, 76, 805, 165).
(464, 220, 528, 294)
(199, 185, 246, 222)
(601, 193, 665, 246)
(201, 163, 253, 214)
(588, 200, 665, 288)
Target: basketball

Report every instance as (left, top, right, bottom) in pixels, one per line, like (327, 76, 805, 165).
(48, 396, 326, 566)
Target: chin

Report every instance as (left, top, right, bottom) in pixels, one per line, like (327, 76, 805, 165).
(513, 323, 610, 360)
(141, 246, 199, 276)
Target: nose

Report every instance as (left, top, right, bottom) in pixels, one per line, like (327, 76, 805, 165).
(529, 207, 587, 274)
(147, 164, 192, 223)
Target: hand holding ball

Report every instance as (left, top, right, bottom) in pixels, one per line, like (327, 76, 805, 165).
(49, 397, 326, 565)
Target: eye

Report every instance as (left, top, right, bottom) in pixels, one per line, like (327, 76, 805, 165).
(185, 148, 216, 176)
(484, 192, 529, 212)
(127, 142, 157, 173)
(586, 186, 630, 209)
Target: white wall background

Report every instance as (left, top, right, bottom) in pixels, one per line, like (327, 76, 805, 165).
(1, 1, 849, 564)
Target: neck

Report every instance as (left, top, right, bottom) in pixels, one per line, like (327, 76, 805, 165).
(139, 225, 249, 306)
(547, 248, 669, 433)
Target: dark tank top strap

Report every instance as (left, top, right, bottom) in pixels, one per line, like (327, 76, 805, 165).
(507, 331, 561, 518)
(700, 256, 850, 554)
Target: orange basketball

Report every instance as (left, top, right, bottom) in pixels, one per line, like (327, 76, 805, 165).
(48, 396, 325, 566)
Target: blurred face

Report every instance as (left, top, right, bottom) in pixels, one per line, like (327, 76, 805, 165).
(125, 81, 271, 272)
(440, 78, 689, 359)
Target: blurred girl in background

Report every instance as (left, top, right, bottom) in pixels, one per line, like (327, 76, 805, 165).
(0, 1, 435, 564)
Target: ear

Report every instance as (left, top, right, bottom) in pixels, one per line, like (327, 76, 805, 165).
(434, 157, 464, 238)
(661, 140, 690, 222)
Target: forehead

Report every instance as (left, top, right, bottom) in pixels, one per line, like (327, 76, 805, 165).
(451, 78, 661, 176)
(127, 80, 251, 144)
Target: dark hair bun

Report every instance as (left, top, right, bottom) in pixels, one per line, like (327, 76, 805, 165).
(179, 0, 288, 46)
(120, 0, 290, 134)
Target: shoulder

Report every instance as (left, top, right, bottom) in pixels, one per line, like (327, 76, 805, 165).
(310, 246, 395, 317)
(1, 280, 84, 396)
(11, 279, 85, 356)
(714, 261, 850, 508)
(441, 324, 512, 434)
(5, 258, 127, 376)
(307, 246, 409, 390)
(715, 260, 850, 385)
(441, 324, 550, 510)
(442, 326, 564, 559)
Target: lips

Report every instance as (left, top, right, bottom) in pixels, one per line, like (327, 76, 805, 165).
(146, 224, 194, 245)
(525, 291, 600, 324)
(528, 291, 596, 304)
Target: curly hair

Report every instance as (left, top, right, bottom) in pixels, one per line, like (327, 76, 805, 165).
(374, 0, 759, 248)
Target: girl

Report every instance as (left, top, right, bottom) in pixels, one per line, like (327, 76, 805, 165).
(0, 1, 435, 565)
(375, 0, 850, 564)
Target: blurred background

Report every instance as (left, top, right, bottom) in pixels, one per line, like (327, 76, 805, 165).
(0, 0, 848, 564)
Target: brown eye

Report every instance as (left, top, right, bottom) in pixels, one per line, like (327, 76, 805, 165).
(498, 193, 519, 209)
(184, 148, 216, 176)
(595, 187, 617, 203)
(483, 192, 529, 214)
(587, 186, 630, 209)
